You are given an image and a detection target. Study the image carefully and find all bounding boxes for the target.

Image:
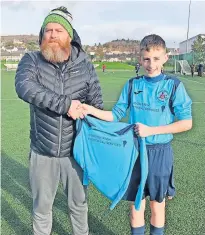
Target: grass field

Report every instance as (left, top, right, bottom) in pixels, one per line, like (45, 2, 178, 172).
(1, 69, 205, 235)
(94, 61, 135, 70)
(1, 60, 19, 69)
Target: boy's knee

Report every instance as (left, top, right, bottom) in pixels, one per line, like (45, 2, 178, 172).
(150, 200, 165, 215)
(130, 200, 146, 219)
(130, 202, 146, 227)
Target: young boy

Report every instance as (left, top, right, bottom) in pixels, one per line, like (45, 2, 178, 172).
(102, 63, 106, 72)
(135, 63, 140, 76)
(81, 34, 192, 235)
(190, 64, 195, 77)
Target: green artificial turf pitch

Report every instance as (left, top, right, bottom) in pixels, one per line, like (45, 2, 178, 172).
(1, 69, 205, 235)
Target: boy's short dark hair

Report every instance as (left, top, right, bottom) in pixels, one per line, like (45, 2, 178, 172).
(140, 34, 166, 52)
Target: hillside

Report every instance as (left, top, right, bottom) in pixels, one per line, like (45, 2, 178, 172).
(1, 36, 141, 62)
(1, 35, 39, 44)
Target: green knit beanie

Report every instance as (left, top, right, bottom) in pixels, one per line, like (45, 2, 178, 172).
(42, 9, 73, 39)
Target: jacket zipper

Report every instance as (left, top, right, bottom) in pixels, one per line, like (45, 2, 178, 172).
(33, 108, 38, 140)
(57, 72, 64, 157)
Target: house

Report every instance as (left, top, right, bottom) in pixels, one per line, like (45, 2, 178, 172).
(179, 34, 205, 54)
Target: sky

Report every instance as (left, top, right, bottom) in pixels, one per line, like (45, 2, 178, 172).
(1, 0, 205, 48)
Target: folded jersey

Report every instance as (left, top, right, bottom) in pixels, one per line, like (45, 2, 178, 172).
(73, 116, 148, 210)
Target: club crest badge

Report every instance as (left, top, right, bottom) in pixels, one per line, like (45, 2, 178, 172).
(157, 90, 169, 102)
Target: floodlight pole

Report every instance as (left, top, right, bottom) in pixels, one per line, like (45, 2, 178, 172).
(186, 0, 192, 53)
(174, 42, 177, 74)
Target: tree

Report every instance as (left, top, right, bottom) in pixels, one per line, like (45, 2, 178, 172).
(5, 41, 14, 48)
(84, 45, 89, 52)
(96, 47, 104, 61)
(191, 35, 205, 65)
(26, 41, 39, 51)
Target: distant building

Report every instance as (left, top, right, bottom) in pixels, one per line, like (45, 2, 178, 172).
(179, 34, 205, 54)
(1, 51, 24, 61)
(106, 58, 121, 62)
(168, 48, 179, 56)
(89, 51, 96, 61)
(13, 39, 23, 45)
(4, 46, 18, 53)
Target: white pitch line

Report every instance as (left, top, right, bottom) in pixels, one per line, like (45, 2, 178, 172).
(180, 77, 205, 85)
(1, 99, 205, 104)
(103, 101, 205, 104)
(1, 98, 21, 101)
(192, 101, 205, 104)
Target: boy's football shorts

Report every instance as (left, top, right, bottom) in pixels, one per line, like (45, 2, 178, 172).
(123, 142, 175, 203)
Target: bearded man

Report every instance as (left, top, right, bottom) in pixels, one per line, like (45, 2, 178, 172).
(15, 6, 103, 235)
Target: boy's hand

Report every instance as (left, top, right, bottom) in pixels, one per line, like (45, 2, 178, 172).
(134, 122, 153, 137)
(81, 104, 93, 116)
(67, 100, 84, 120)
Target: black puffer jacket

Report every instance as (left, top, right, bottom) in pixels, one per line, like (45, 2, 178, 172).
(15, 41, 103, 157)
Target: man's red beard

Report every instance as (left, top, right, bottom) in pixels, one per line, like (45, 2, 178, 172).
(40, 38, 71, 63)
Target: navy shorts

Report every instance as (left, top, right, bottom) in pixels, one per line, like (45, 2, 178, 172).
(123, 142, 175, 203)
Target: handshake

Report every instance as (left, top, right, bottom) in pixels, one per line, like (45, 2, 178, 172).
(67, 100, 92, 120)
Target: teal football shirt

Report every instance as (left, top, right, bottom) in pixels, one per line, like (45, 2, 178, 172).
(73, 116, 148, 210)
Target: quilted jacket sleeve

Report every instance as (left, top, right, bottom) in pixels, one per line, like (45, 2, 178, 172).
(15, 53, 71, 115)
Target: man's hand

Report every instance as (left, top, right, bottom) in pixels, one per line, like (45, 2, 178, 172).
(67, 100, 84, 120)
(134, 122, 153, 137)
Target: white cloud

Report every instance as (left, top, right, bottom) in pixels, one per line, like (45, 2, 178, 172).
(1, 0, 205, 48)
(79, 20, 204, 47)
